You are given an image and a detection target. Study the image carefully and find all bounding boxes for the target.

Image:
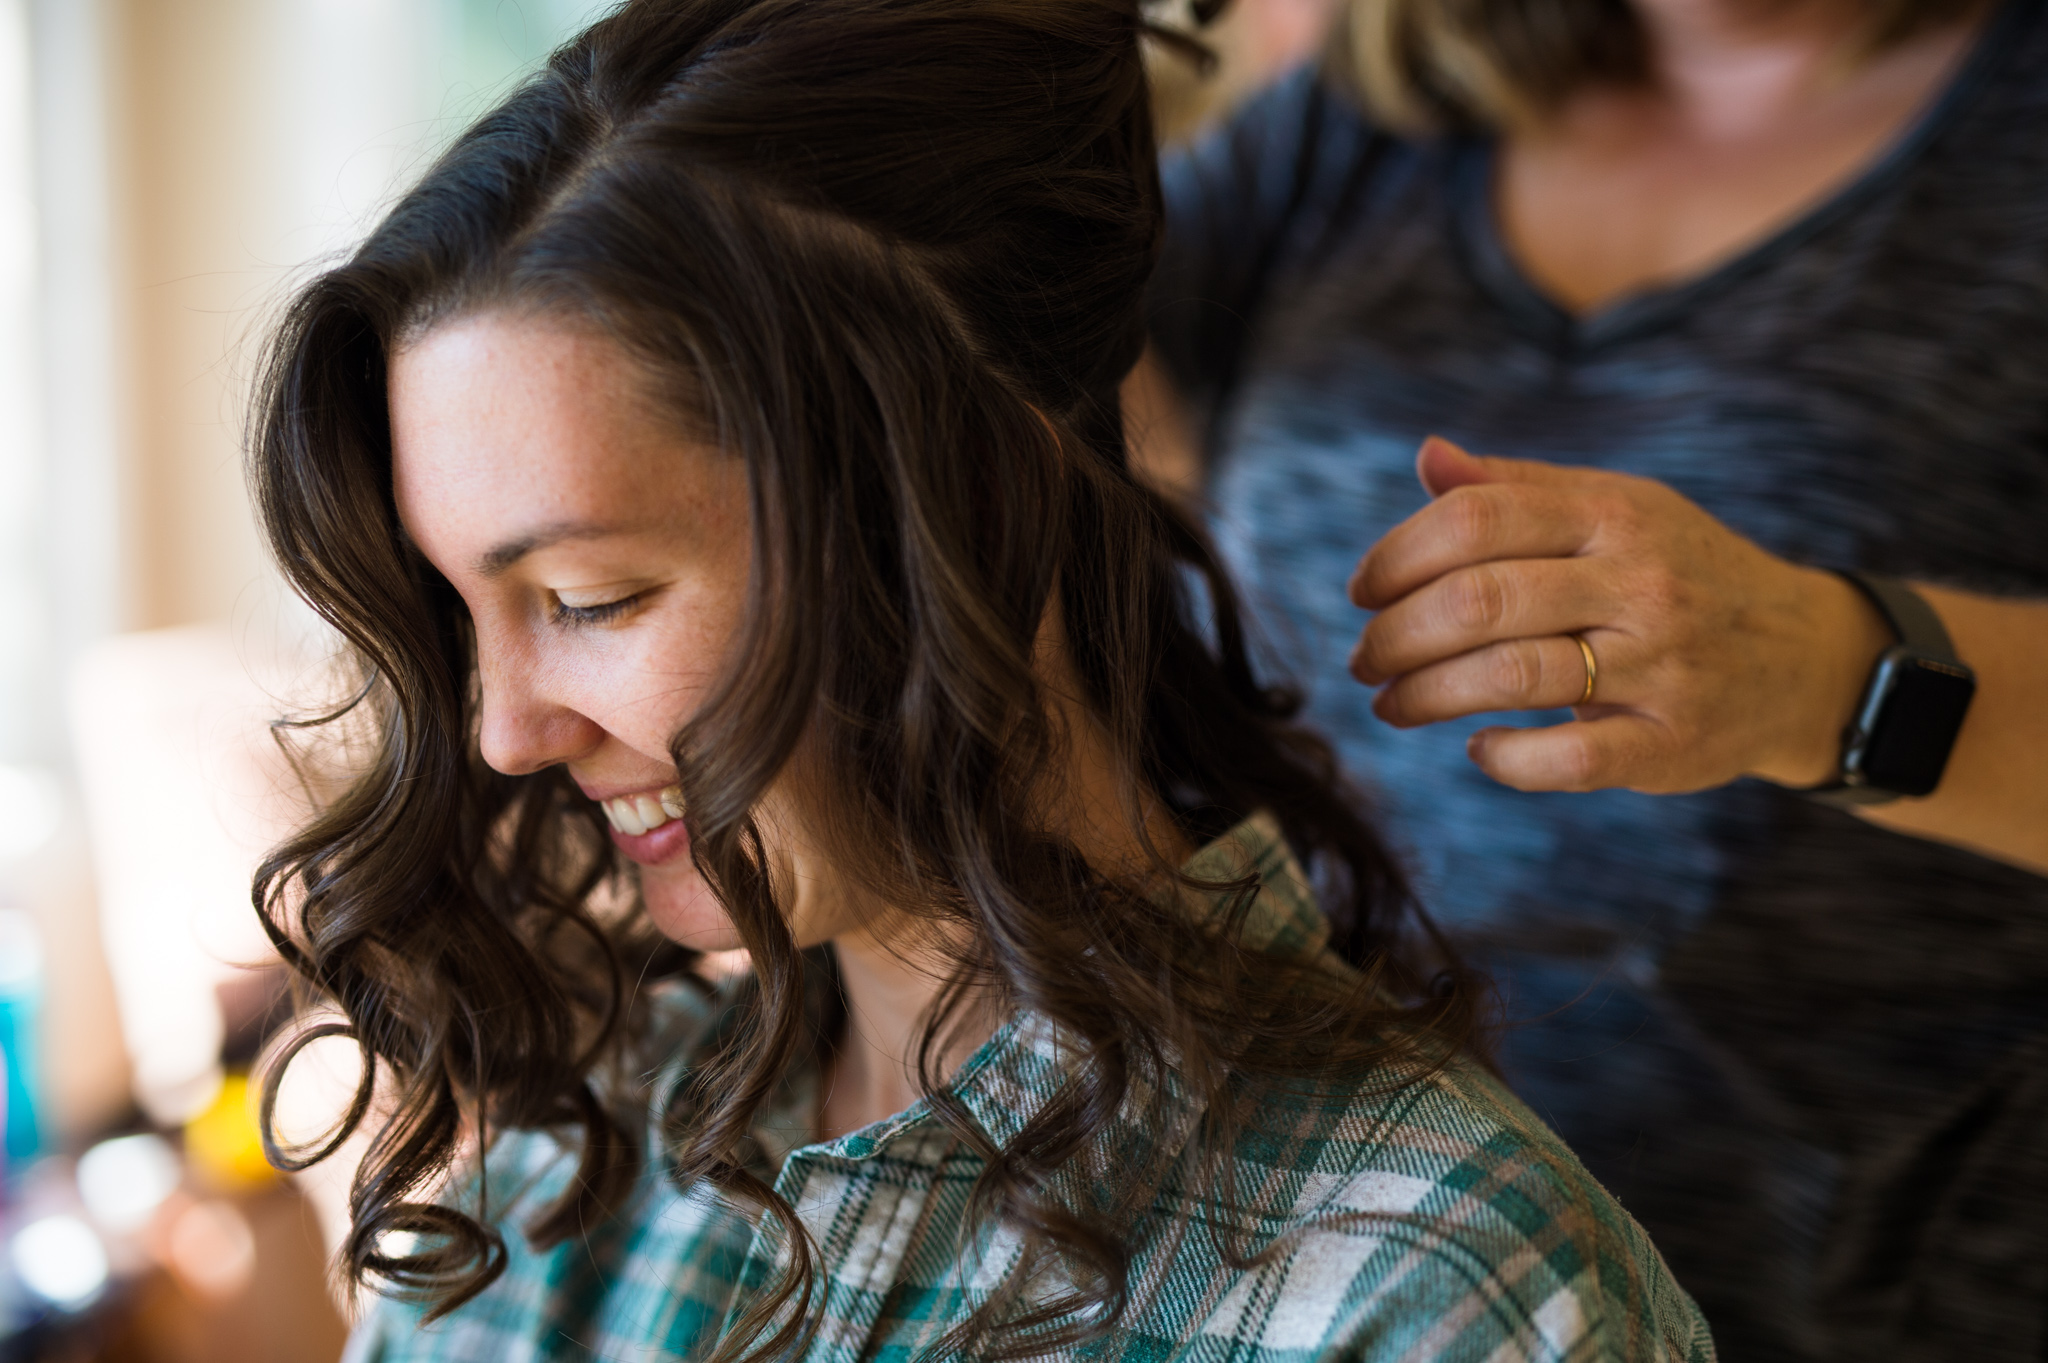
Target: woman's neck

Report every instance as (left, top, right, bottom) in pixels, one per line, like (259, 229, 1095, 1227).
(814, 633, 1194, 1143)
(1496, 0, 1985, 311)
(817, 923, 993, 1142)
(1631, 0, 1943, 138)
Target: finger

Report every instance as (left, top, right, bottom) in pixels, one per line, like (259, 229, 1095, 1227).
(1350, 481, 1601, 609)
(1416, 435, 1583, 497)
(1466, 714, 1668, 793)
(1371, 635, 1600, 727)
(1350, 557, 1611, 684)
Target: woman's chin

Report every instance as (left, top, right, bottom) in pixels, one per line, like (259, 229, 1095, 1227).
(640, 862, 740, 950)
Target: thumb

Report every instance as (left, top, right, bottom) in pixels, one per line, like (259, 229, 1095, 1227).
(1416, 435, 1572, 498)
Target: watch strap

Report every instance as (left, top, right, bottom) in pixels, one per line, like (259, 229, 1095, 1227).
(1840, 571, 1957, 659)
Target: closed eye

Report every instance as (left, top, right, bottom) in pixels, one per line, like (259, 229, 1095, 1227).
(549, 591, 646, 627)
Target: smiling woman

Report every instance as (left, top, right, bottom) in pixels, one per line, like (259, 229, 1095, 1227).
(387, 320, 753, 946)
(246, 1, 1711, 1360)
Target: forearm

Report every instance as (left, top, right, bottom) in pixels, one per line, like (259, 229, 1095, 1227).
(1344, 443, 2048, 878)
(1853, 585, 2048, 876)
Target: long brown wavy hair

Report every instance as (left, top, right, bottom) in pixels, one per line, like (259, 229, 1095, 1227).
(249, 1, 1480, 1357)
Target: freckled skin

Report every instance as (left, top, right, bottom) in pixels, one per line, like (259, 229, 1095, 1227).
(388, 315, 853, 949)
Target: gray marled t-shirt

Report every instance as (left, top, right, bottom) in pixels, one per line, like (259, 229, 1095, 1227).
(1151, 4, 2048, 1359)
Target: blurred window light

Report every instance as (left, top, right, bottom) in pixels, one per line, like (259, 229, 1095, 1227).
(10, 1213, 109, 1308)
(0, 766, 58, 863)
(376, 1228, 420, 1261)
(71, 627, 289, 1127)
(268, 1025, 364, 1150)
(0, 0, 47, 767)
(77, 1133, 181, 1235)
(0, 905, 40, 989)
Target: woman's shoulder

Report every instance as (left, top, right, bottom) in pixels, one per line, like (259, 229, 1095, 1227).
(343, 1130, 751, 1363)
(1152, 65, 1450, 412)
(1189, 1057, 1717, 1361)
(339, 977, 754, 1362)
(1130, 818, 1711, 1356)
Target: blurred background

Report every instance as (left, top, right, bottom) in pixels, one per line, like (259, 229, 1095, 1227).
(0, 0, 1332, 1358)
(2, 3, 623, 1357)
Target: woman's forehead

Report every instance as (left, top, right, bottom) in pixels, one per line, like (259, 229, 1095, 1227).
(387, 316, 732, 572)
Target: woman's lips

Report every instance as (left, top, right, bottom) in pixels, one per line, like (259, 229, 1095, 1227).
(610, 815, 691, 866)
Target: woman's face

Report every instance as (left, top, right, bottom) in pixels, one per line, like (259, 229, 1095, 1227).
(389, 313, 839, 950)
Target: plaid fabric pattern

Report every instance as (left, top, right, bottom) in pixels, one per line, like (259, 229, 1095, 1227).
(345, 815, 1716, 1362)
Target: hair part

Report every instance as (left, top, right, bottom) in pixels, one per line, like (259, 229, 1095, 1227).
(249, 2, 1481, 1358)
(1333, 0, 1985, 133)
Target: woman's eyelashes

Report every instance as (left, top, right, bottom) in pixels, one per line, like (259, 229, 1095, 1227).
(548, 588, 648, 627)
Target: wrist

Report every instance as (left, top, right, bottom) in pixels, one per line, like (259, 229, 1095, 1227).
(1748, 567, 1894, 788)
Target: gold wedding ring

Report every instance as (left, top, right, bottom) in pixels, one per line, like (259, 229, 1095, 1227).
(1573, 634, 1597, 706)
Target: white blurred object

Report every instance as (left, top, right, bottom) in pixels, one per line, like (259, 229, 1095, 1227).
(77, 1133, 182, 1234)
(0, 0, 50, 768)
(0, 907, 41, 990)
(267, 1026, 362, 1151)
(69, 624, 324, 1125)
(11, 1213, 109, 1308)
(164, 1197, 256, 1301)
(0, 787, 131, 1145)
(0, 767, 59, 863)
(269, 1024, 367, 1268)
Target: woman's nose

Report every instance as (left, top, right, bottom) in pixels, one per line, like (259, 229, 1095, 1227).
(474, 633, 605, 777)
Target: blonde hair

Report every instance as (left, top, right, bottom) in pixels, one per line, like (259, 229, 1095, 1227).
(1335, 0, 1982, 131)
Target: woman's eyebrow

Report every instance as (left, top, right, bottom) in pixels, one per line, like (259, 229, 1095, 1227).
(475, 520, 629, 577)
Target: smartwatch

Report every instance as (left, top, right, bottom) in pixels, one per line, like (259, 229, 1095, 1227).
(1806, 572, 1976, 807)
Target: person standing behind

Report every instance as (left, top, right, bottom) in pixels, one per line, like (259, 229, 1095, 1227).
(1140, 0, 2048, 1358)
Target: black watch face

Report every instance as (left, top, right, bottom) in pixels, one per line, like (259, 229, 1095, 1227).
(1860, 652, 1976, 797)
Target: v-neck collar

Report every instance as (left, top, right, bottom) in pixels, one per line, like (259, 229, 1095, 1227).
(1451, 0, 2032, 354)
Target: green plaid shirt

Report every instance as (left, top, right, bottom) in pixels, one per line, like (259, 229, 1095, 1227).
(346, 815, 1714, 1362)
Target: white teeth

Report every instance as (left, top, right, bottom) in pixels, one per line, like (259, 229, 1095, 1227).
(601, 784, 686, 837)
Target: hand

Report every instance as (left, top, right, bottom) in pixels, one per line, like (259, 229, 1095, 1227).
(1346, 437, 1893, 795)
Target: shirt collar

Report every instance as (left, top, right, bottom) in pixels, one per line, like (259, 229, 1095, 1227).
(774, 811, 1330, 1175)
